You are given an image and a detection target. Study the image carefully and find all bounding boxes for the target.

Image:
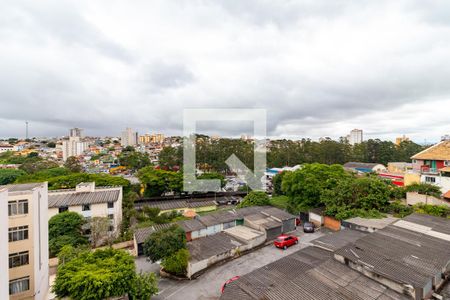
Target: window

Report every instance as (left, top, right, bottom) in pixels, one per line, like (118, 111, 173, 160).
(8, 226, 29, 242)
(107, 202, 114, 209)
(58, 206, 68, 213)
(108, 225, 114, 232)
(445, 160, 450, 166)
(8, 200, 28, 216)
(108, 214, 114, 220)
(425, 176, 436, 183)
(82, 204, 91, 211)
(9, 277, 30, 295)
(9, 251, 29, 268)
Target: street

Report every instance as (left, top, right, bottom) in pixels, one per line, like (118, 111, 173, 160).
(136, 227, 326, 300)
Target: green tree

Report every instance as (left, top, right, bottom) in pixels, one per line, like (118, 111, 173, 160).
(158, 146, 182, 169)
(64, 156, 83, 173)
(161, 249, 190, 276)
(144, 225, 186, 263)
(138, 166, 182, 197)
(272, 171, 287, 196)
(282, 163, 349, 212)
(47, 141, 56, 148)
(53, 248, 137, 300)
(406, 183, 442, 198)
(89, 217, 111, 248)
(19, 159, 59, 174)
(237, 191, 270, 208)
(197, 172, 225, 188)
(48, 212, 88, 256)
(129, 272, 159, 300)
(119, 151, 151, 171)
(0, 169, 26, 185)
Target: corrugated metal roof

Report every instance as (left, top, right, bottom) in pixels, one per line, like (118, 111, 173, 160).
(135, 199, 216, 211)
(48, 189, 120, 208)
(187, 232, 244, 262)
(177, 219, 205, 232)
(134, 223, 174, 244)
(311, 229, 367, 252)
(261, 207, 296, 221)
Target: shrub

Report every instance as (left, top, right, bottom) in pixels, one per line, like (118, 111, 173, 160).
(162, 249, 190, 276)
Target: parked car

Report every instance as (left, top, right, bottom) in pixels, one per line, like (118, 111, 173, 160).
(221, 276, 240, 293)
(303, 222, 315, 233)
(274, 235, 298, 250)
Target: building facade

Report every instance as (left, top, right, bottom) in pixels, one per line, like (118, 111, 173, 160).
(121, 128, 138, 147)
(62, 128, 88, 161)
(48, 182, 123, 235)
(4, 183, 49, 300)
(0, 188, 8, 299)
(411, 140, 450, 195)
(347, 129, 363, 145)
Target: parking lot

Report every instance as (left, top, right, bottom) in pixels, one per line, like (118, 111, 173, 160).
(136, 227, 326, 300)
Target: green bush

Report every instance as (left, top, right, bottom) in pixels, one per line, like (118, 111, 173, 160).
(144, 225, 186, 263)
(237, 191, 270, 208)
(129, 272, 159, 300)
(162, 249, 190, 276)
(413, 203, 449, 217)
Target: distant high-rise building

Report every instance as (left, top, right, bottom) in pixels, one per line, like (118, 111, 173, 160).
(348, 129, 363, 145)
(1, 183, 49, 300)
(396, 135, 410, 145)
(69, 128, 84, 138)
(62, 128, 88, 161)
(121, 128, 138, 147)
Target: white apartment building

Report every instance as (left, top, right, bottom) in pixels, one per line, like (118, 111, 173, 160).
(2, 183, 49, 300)
(48, 182, 123, 235)
(348, 129, 363, 145)
(121, 128, 138, 147)
(62, 128, 88, 161)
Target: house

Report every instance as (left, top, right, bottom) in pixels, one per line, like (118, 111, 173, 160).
(48, 182, 123, 235)
(1, 183, 49, 300)
(177, 219, 206, 241)
(411, 140, 450, 194)
(343, 162, 387, 173)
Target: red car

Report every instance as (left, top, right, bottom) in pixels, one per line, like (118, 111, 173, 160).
(221, 276, 240, 293)
(274, 235, 298, 250)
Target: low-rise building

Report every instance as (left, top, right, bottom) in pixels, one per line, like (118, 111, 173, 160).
(343, 162, 387, 173)
(2, 183, 49, 300)
(48, 182, 122, 234)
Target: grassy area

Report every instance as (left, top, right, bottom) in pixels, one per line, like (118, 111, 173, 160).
(269, 195, 289, 210)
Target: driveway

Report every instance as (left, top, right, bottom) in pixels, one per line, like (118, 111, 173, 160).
(136, 227, 326, 300)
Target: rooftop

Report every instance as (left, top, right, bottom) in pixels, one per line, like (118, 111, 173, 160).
(48, 188, 121, 208)
(343, 162, 385, 169)
(187, 232, 244, 262)
(311, 229, 367, 252)
(135, 198, 217, 211)
(411, 140, 450, 160)
(177, 218, 206, 232)
(134, 223, 174, 244)
(2, 182, 46, 193)
(223, 225, 264, 243)
(343, 216, 398, 230)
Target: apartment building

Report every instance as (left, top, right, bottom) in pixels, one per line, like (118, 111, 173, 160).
(48, 182, 123, 235)
(2, 183, 49, 300)
(121, 128, 138, 147)
(1, 188, 8, 299)
(62, 128, 88, 161)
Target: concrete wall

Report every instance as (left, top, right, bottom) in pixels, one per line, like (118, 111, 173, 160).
(309, 212, 323, 226)
(324, 216, 341, 231)
(406, 192, 450, 207)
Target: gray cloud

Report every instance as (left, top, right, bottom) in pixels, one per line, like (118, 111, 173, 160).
(0, 0, 449, 142)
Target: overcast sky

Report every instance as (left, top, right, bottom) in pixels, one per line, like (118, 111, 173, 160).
(1, 0, 449, 142)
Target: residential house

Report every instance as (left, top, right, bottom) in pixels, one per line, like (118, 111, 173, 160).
(2, 183, 49, 300)
(48, 182, 123, 235)
(411, 140, 450, 194)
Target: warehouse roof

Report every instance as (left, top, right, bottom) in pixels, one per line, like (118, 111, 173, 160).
(411, 140, 450, 160)
(335, 218, 450, 290)
(261, 207, 296, 221)
(136, 199, 216, 211)
(48, 189, 120, 208)
(187, 232, 244, 262)
(311, 229, 367, 252)
(177, 218, 206, 232)
(134, 223, 175, 244)
(221, 246, 410, 300)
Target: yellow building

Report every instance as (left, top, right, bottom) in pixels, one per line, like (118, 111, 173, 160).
(404, 172, 421, 186)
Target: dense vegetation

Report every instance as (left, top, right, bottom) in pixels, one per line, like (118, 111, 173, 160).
(53, 247, 158, 300)
(237, 191, 270, 208)
(48, 212, 89, 257)
(158, 138, 424, 171)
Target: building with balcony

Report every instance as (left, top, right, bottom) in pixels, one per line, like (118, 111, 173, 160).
(411, 140, 450, 194)
(1, 183, 49, 300)
(47, 182, 122, 235)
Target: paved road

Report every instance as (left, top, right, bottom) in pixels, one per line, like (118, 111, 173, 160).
(136, 228, 325, 300)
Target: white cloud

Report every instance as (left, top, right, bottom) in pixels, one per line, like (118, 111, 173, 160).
(0, 0, 449, 142)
